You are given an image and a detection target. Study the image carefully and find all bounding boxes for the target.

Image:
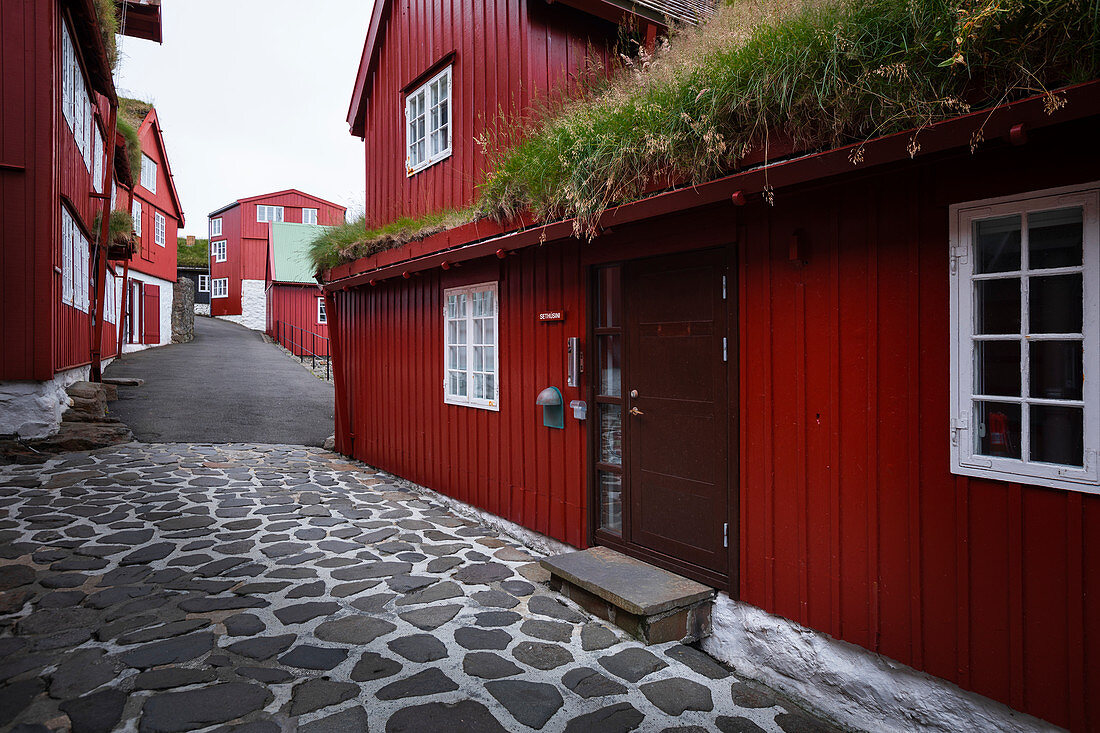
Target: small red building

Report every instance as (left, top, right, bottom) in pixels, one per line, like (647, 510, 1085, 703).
(0, 0, 157, 438)
(265, 222, 330, 358)
(323, 1, 1100, 729)
(207, 190, 345, 330)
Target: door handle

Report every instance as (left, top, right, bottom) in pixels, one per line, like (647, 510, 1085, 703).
(629, 407, 644, 416)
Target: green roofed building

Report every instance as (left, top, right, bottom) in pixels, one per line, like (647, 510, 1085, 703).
(266, 223, 333, 353)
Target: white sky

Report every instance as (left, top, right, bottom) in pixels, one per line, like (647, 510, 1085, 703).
(115, 0, 375, 237)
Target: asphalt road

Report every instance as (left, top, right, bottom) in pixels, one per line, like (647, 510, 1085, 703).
(105, 316, 334, 445)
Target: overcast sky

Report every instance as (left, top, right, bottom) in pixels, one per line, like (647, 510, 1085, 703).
(115, 1, 375, 237)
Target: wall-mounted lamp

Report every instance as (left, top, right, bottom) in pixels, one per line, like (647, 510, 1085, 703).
(536, 386, 564, 429)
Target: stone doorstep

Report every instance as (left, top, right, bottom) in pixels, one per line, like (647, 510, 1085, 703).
(541, 546, 716, 645)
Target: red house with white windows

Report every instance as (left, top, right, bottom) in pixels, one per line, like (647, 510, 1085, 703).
(321, 1, 1100, 730)
(265, 222, 330, 358)
(207, 190, 345, 331)
(112, 103, 186, 351)
(0, 0, 159, 439)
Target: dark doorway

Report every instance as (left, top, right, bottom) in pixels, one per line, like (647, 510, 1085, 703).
(592, 248, 731, 586)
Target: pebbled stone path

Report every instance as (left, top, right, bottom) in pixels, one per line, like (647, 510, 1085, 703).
(0, 443, 840, 732)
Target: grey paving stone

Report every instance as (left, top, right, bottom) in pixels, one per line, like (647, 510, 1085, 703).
(715, 717, 768, 733)
(376, 668, 458, 700)
(261, 542, 309, 558)
(287, 580, 327, 598)
(398, 604, 461, 630)
(119, 632, 216, 669)
(462, 651, 523, 680)
(665, 645, 732, 680)
(298, 705, 369, 733)
(37, 590, 86, 608)
(225, 634, 297, 661)
(266, 568, 317, 579)
(224, 613, 266, 636)
(102, 528, 154, 544)
(453, 562, 512, 585)
(640, 677, 714, 715)
(487, 680, 565, 729)
(134, 666, 217, 690)
(774, 710, 840, 733)
(394, 581, 462, 606)
(139, 682, 273, 733)
(730, 680, 779, 708)
(529, 594, 586, 622)
(236, 667, 294, 684)
(0, 678, 45, 726)
(476, 610, 521, 627)
(40, 572, 88, 589)
(561, 702, 644, 733)
(314, 616, 396, 644)
(388, 634, 448, 662)
(331, 580, 380, 598)
(178, 596, 268, 612)
(118, 619, 211, 645)
(58, 687, 127, 733)
(331, 561, 411, 581)
(513, 640, 574, 670)
(454, 627, 512, 650)
(425, 557, 463, 573)
(288, 678, 359, 716)
(350, 593, 397, 613)
(471, 589, 520, 609)
(562, 667, 628, 698)
(499, 579, 535, 596)
(48, 650, 122, 698)
(120, 543, 177, 566)
(384, 700, 507, 733)
(279, 645, 349, 670)
(273, 602, 340, 624)
(599, 647, 668, 682)
(349, 651, 402, 677)
(521, 618, 574, 642)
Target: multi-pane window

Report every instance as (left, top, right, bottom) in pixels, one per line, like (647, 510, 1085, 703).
(210, 218, 222, 236)
(132, 200, 142, 236)
(406, 66, 451, 174)
(61, 20, 94, 172)
(303, 208, 318, 225)
(212, 240, 227, 262)
(93, 127, 104, 193)
(60, 206, 90, 313)
(154, 212, 166, 246)
(211, 278, 228, 298)
(198, 275, 210, 293)
(594, 266, 623, 534)
(140, 154, 157, 193)
(257, 205, 284, 223)
(950, 184, 1099, 492)
(317, 297, 327, 324)
(443, 283, 498, 409)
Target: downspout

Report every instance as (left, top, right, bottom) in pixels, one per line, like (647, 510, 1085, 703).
(90, 102, 118, 382)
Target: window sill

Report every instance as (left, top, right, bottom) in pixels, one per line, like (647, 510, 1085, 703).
(407, 151, 452, 178)
(444, 396, 499, 412)
(951, 461, 1099, 495)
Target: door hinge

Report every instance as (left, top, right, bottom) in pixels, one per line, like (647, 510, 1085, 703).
(723, 523, 729, 548)
(721, 275, 727, 300)
(950, 414, 968, 446)
(722, 337, 727, 362)
(950, 242, 968, 274)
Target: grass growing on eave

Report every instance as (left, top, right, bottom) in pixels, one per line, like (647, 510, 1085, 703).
(116, 117, 142, 184)
(94, 0, 119, 70)
(177, 238, 210, 268)
(478, 0, 1100, 235)
(308, 208, 477, 273)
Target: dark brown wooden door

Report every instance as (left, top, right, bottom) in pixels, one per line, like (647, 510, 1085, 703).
(623, 249, 729, 575)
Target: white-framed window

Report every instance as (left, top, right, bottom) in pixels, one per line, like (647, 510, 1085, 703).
(406, 66, 452, 175)
(210, 217, 222, 236)
(302, 208, 318, 225)
(257, 205, 284, 223)
(104, 271, 119, 324)
(140, 154, 157, 193)
(93, 126, 104, 193)
(211, 278, 228, 298)
(950, 182, 1100, 493)
(132, 200, 142, 236)
(443, 282, 498, 409)
(212, 240, 227, 262)
(111, 182, 117, 212)
(61, 19, 94, 172)
(154, 211, 166, 246)
(198, 275, 210, 293)
(60, 205, 90, 313)
(317, 296, 327, 324)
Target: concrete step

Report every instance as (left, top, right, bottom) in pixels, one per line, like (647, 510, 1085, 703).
(541, 546, 715, 645)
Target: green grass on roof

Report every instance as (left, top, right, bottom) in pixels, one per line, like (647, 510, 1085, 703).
(94, 0, 118, 70)
(308, 209, 477, 273)
(177, 237, 209, 268)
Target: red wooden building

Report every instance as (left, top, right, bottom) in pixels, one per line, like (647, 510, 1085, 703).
(265, 222, 330, 358)
(324, 1, 1100, 730)
(0, 0, 156, 438)
(207, 190, 345, 331)
(111, 103, 185, 351)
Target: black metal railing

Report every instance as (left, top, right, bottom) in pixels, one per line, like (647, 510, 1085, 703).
(275, 320, 331, 380)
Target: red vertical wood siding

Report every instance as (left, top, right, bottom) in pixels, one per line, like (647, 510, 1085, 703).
(127, 111, 183, 283)
(358, 0, 617, 227)
(332, 124, 1098, 728)
(210, 205, 241, 316)
(141, 283, 159, 344)
(266, 284, 330, 356)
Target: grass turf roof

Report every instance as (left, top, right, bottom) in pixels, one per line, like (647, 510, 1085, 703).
(177, 237, 209, 268)
(312, 0, 1100, 273)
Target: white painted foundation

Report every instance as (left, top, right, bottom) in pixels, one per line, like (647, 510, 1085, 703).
(194, 303, 210, 316)
(217, 279, 266, 331)
(123, 271, 175, 353)
(0, 359, 113, 439)
(701, 594, 1061, 733)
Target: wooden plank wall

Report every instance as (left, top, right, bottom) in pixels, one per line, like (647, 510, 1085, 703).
(267, 284, 329, 356)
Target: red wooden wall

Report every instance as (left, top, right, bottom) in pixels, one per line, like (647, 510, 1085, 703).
(266, 284, 329, 356)
(331, 123, 1098, 728)
(358, 0, 617, 227)
(127, 110, 182, 284)
(210, 204, 242, 316)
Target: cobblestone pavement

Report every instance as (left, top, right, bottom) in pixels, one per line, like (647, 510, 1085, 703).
(0, 443, 839, 733)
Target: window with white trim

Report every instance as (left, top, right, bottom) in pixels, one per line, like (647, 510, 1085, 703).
(93, 126, 104, 193)
(950, 183, 1099, 493)
(61, 19, 94, 172)
(140, 154, 157, 193)
(154, 211, 166, 246)
(211, 278, 228, 298)
(444, 283, 498, 409)
(302, 208, 318, 225)
(104, 271, 118, 324)
(257, 205, 284, 223)
(60, 206, 90, 313)
(316, 297, 327, 324)
(210, 217, 222, 236)
(198, 275, 210, 293)
(212, 240, 227, 262)
(406, 66, 452, 175)
(132, 200, 142, 236)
